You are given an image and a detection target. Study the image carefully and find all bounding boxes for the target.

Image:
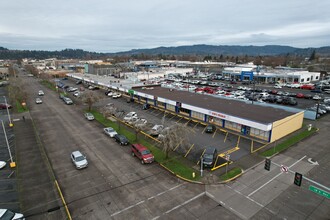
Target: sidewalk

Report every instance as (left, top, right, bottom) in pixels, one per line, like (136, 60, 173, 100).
(13, 114, 65, 219)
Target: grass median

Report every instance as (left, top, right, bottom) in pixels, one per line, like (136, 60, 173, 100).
(260, 127, 317, 157)
(90, 110, 201, 181)
(219, 167, 242, 181)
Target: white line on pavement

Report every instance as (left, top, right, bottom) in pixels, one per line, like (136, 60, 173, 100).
(248, 155, 306, 197)
(111, 183, 184, 217)
(164, 192, 205, 214)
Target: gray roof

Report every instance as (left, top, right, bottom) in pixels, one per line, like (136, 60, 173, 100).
(133, 86, 295, 124)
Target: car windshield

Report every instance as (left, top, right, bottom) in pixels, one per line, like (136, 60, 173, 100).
(75, 156, 85, 162)
(141, 150, 151, 155)
(1, 210, 15, 220)
(107, 128, 114, 132)
(204, 154, 213, 159)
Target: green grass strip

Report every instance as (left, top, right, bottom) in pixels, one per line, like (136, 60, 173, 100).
(16, 100, 28, 113)
(40, 80, 57, 91)
(260, 127, 317, 157)
(219, 167, 242, 181)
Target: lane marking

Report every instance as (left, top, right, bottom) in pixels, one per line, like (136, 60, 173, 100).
(164, 192, 204, 214)
(248, 155, 306, 197)
(111, 183, 184, 217)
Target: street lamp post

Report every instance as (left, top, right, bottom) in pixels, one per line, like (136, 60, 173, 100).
(3, 96, 13, 127)
(2, 120, 15, 167)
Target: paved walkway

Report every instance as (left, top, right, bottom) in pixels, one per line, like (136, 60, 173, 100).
(13, 113, 65, 219)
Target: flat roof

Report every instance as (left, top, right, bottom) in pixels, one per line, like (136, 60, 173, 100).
(133, 86, 295, 124)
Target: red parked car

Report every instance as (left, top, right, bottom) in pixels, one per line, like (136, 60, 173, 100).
(0, 103, 12, 109)
(300, 84, 315, 90)
(131, 144, 154, 164)
(296, 93, 305, 98)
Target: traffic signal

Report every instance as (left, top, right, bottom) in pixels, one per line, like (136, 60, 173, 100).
(294, 172, 303, 186)
(264, 158, 271, 171)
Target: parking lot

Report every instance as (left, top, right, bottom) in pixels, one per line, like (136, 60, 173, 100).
(57, 77, 267, 172)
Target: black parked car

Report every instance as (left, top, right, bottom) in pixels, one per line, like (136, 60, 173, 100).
(282, 97, 297, 105)
(205, 124, 216, 133)
(142, 103, 150, 110)
(114, 134, 129, 145)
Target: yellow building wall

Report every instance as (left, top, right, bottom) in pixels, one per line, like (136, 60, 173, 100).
(271, 111, 304, 142)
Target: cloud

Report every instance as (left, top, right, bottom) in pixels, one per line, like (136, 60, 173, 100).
(0, 0, 329, 52)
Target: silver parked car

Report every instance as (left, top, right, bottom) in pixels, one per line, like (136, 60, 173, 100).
(71, 151, 88, 169)
(84, 112, 95, 120)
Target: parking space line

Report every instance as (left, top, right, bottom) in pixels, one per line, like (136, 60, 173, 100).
(184, 144, 194, 157)
(176, 117, 183, 123)
(201, 125, 207, 134)
(212, 129, 217, 138)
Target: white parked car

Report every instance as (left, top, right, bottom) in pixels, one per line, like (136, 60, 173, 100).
(38, 90, 44, 96)
(63, 97, 73, 105)
(0, 161, 6, 169)
(112, 93, 122, 99)
(104, 127, 118, 137)
(0, 209, 24, 220)
(124, 112, 137, 121)
(71, 151, 88, 169)
(84, 112, 94, 121)
(274, 85, 282, 89)
(73, 91, 80, 97)
(149, 124, 164, 137)
(35, 97, 42, 104)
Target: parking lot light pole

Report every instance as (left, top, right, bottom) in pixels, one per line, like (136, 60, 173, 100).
(2, 120, 15, 168)
(3, 96, 13, 127)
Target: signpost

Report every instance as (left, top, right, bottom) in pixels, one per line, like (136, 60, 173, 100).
(225, 154, 230, 174)
(309, 185, 330, 199)
(280, 165, 289, 173)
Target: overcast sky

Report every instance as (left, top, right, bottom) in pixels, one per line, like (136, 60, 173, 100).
(1, 0, 329, 52)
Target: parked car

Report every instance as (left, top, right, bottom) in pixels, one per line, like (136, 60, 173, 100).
(313, 95, 323, 100)
(131, 143, 154, 164)
(124, 112, 137, 121)
(112, 93, 122, 99)
(282, 97, 297, 105)
(0, 103, 12, 109)
(35, 97, 42, 104)
(104, 127, 118, 137)
(38, 90, 44, 96)
(148, 124, 164, 137)
(202, 146, 218, 168)
(114, 134, 129, 145)
(73, 91, 80, 97)
(296, 93, 305, 98)
(205, 124, 216, 133)
(71, 150, 88, 169)
(84, 112, 94, 121)
(76, 80, 82, 85)
(0, 161, 6, 169)
(63, 97, 73, 105)
(142, 103, 150, 110)
(0, 209, 24, 220)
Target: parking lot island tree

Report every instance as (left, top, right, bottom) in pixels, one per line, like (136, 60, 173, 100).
(81, 90, 101, 111)
(158, 123, 190, 159)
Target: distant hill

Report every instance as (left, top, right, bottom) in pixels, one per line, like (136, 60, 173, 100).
(0, 45, 330, 59)
(116, 45, 299, 56)
(113, 44, 330, 57)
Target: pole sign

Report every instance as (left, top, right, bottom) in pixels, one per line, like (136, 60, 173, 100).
(280, 165, 288, 173)
(309, 185, 330, 199)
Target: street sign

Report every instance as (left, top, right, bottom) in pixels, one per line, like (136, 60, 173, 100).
(280, 165, 288, 173)
(225, 154, 230, 161)
(309, 185, 330, 199)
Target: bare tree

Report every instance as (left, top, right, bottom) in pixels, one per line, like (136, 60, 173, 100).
(158, 123, 190, 159)
(81, 90, 101, 111)
(8, 77, 28, 109)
